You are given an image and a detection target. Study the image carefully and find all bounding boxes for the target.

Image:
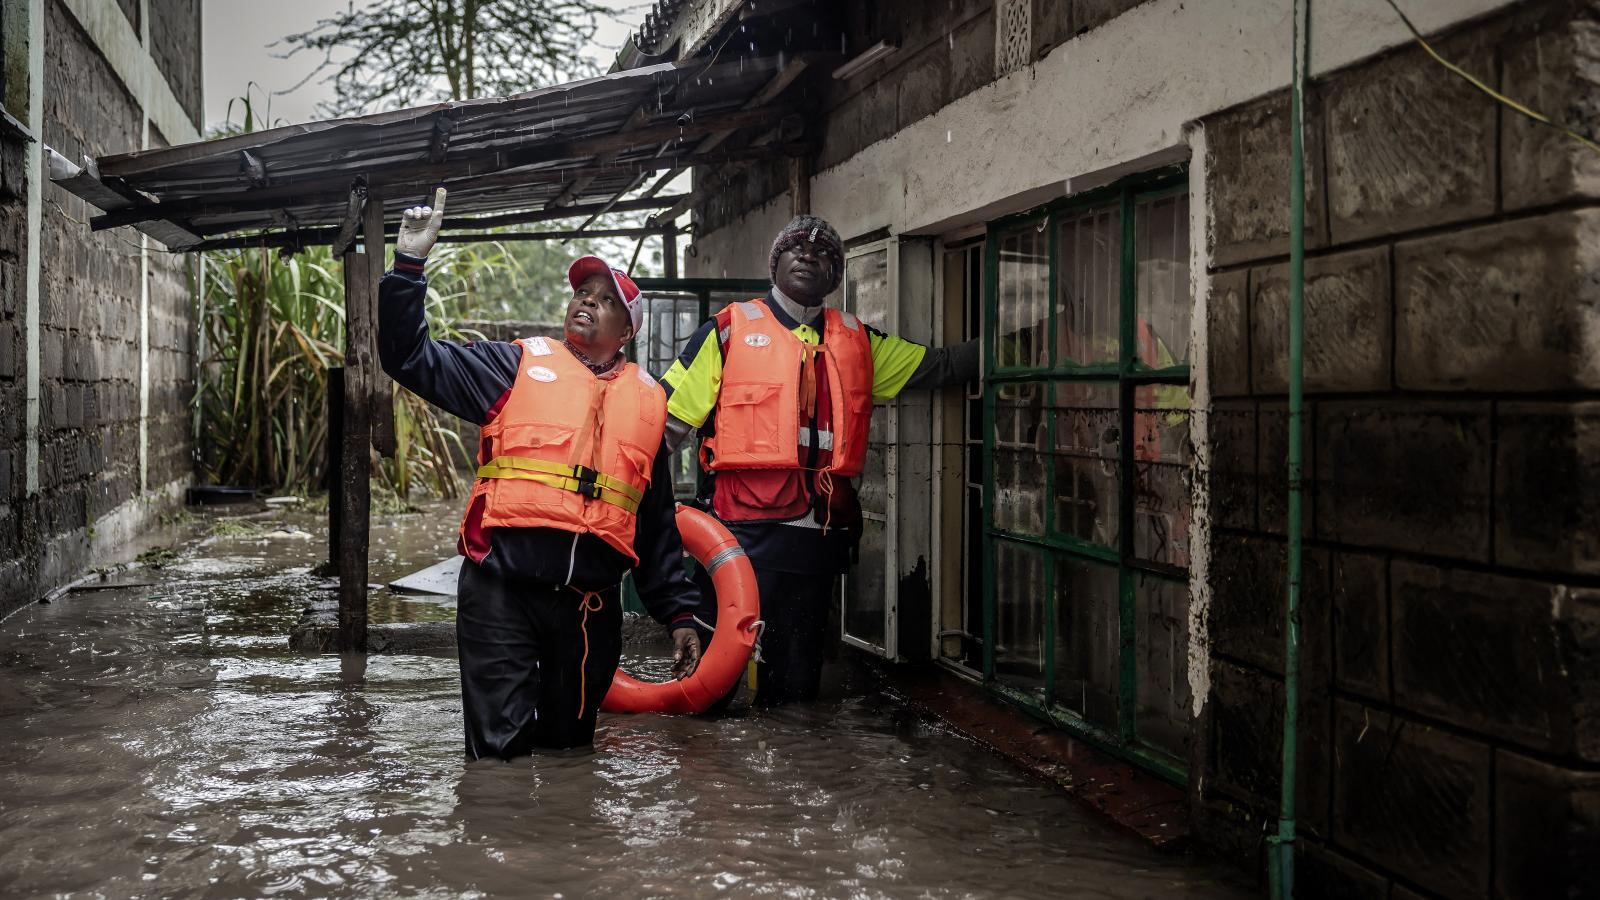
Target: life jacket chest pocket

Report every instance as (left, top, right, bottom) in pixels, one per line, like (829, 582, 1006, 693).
(719, 381, 785, 457)
(487, 422, 578, 517)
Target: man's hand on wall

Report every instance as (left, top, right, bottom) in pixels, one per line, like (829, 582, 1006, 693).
(396, 187, 447, 258)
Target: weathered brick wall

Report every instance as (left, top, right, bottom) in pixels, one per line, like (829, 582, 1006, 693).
(145, 128, 195, 490)
(39, 0, 146, 541)
(1195, 3, 1600, 897)
(0, 1, 201, 615)
(0, 114, 29, 596)
(148, 0, 201, 127)
(695, 0, 1149, 237)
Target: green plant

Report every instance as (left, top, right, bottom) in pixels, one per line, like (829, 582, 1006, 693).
(208, 518, 265, 539)
(195, 243, 346, 491)
(136, 545, 181, 568)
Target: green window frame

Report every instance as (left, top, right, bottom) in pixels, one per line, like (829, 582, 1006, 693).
(980, 168, 1194, 783)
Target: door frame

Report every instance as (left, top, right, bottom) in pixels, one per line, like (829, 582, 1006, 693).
(841, 238, 899, 659)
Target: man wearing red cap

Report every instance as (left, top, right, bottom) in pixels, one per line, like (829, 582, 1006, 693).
(377, 189, 701, 758)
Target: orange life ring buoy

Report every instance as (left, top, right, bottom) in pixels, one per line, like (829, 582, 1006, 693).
(601, 504, 760, 714)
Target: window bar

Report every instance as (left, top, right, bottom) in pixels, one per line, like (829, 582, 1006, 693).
(982, 230, 1001, 681)
(1043, 213, 1060, 698)
(1117, 184, 1140, 745)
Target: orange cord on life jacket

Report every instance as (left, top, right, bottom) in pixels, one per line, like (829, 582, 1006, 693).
(574, 588, 605, 719)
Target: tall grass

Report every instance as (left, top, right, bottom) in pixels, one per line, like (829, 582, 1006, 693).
(195, 245, 344, 491)
(195, 239, 528, 498)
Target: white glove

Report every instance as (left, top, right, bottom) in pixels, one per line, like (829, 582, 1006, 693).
(396, 187, 447, 258)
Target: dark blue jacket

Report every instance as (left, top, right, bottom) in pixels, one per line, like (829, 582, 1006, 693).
(377, 254, 697, 629)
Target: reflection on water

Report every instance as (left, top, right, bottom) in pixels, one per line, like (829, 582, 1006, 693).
(0, 503, 1247, 898)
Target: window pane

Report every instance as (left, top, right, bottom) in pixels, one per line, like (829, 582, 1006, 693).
(994, 541, 1047, 695)
(992, 383, 1046, 534)
(1051, 382, 1119, 548)
(1132, 384, 1192, 567)
(848, 245, 894, 521)
(995, 224, 1049, 370)
(1134, 193, 1191, 369)
(1135, 572, 1191, 759)
(1053, 556, 1121, 728)
(845, 247, 892, 325)
(1057, 204, 1122, 367)
(847, 519, 889, 648)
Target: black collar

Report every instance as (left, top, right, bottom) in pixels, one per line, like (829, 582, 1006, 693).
(764, 288, 826, 331)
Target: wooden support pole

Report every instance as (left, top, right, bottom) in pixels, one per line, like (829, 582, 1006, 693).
(365, 192, 396, 458)
(326, 367, 344, 573)
(662, 228, 678, 279)
(338, 201, 373, 653)
(789, 156, 811, 217)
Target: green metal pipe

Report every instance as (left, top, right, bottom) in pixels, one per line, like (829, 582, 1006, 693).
(1270, 2, 1310, 899)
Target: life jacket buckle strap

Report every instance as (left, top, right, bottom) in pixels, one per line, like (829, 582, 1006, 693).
(572, 464, 600, 500)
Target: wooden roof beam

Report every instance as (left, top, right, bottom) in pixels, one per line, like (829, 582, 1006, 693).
(190, 224, 681, 254)
(108, 104, 791, 199)
(91, 143, 814, 232)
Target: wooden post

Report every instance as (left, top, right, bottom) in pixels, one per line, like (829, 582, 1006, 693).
(325, 366, 344, 573)
(789, 157, 811, 217)
(338, 194, 373, 653)
(662, 228, 678, 279)
(365, 193, 396, 458)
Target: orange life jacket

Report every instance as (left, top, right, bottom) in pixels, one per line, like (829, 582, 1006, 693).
(702, 299, 875, 478)
(461, 337, 666, 564)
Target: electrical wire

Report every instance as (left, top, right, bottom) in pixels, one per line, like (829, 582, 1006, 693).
(1382, 0, 1600, 156)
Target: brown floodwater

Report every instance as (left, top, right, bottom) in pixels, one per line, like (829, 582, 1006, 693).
(0, 503, 1250, 899)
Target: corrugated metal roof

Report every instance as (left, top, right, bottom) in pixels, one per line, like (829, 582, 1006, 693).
(67, 55, 799, 251)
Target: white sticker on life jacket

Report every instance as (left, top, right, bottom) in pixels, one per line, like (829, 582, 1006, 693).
(522, 336, 553, 356)
(743, 333, 772, 348)
(738, 301, 765, 320)
(527, 366, 557, 382)
(636, 365, 657, 387)
(838, 311, 860, 331)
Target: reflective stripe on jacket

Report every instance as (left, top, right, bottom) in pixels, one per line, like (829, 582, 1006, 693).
(462, 336, 667, 564)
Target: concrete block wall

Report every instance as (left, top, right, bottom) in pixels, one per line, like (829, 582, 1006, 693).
(0, 118, 29, 593)
(1194, 3, 1600, 897)
(0, 0, 202, 616)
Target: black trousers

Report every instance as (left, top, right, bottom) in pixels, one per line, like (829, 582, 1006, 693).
(694, 563, 833, 706)
(456, 560, 623, 758)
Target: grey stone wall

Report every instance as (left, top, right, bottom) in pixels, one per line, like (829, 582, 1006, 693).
(40, 0, 146, 541)
(1195, 3, 1600, 897)
(148, 0, 201, 128)
(0, 0, 201, 617)
(0, 103, 29, 601)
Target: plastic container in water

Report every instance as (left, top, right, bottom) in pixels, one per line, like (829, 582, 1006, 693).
(185, 486, 257, 506)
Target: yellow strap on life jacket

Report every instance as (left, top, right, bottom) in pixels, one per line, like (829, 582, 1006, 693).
(474, 455, 644, 514)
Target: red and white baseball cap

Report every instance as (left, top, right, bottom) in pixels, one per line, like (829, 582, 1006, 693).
(567, 256, 643, 334)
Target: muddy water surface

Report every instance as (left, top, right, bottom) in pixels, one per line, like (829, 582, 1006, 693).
(0, 503, 1249, 898)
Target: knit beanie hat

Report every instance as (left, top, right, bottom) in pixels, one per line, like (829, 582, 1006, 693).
(769, 215, 844, 295)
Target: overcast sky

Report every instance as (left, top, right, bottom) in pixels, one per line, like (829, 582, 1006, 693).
(202, 1, 650, 131)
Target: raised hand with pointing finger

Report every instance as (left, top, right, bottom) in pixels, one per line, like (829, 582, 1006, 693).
(396, 187, 447, 258)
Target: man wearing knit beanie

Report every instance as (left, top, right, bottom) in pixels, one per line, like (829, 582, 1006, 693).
(660, 214, 979, 708)
(768, 215, 845, 295)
